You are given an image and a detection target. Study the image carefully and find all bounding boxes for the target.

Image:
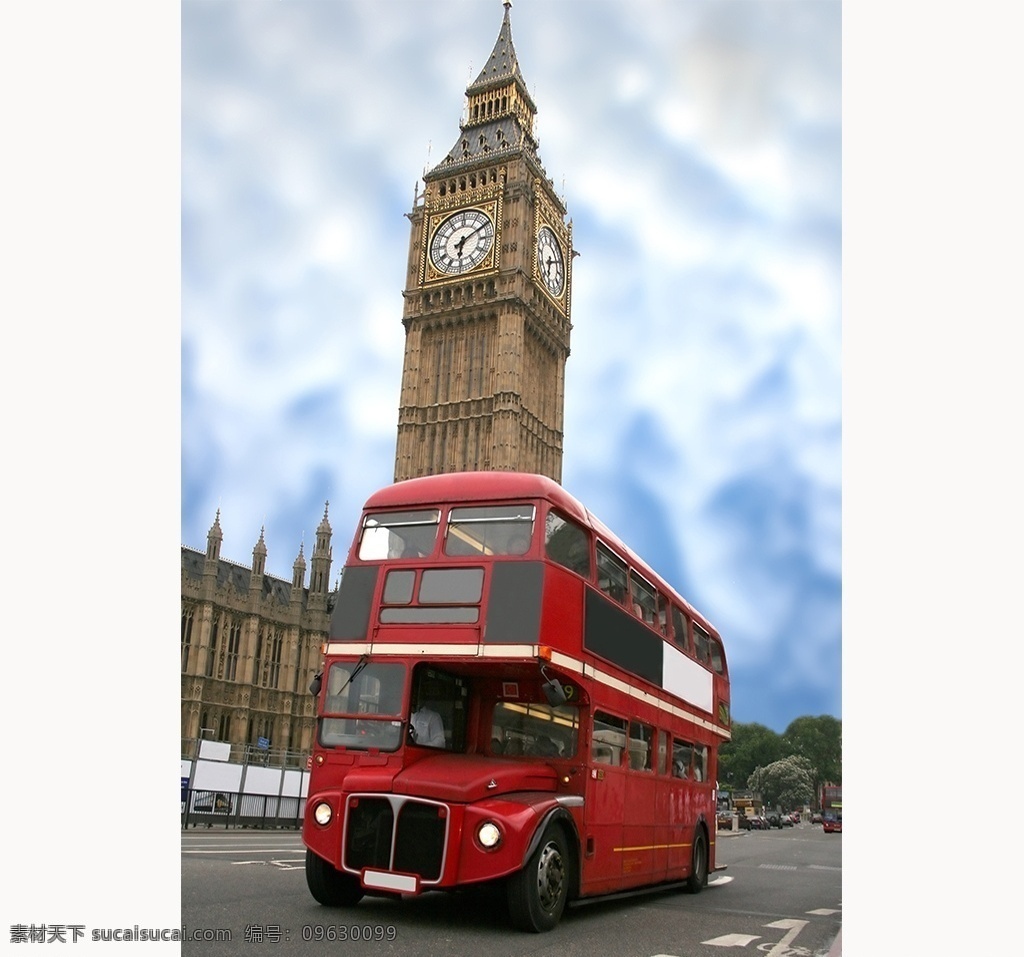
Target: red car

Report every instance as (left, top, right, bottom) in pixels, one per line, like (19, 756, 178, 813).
(822, 813, 842, 833)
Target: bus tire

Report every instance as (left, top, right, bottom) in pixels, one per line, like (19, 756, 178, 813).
(507, 824, 569, 932)
(305, 849, 364, 907)
(684, 827, 708, 894)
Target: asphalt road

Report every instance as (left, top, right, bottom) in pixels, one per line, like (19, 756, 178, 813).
(181, 823, 841, 956)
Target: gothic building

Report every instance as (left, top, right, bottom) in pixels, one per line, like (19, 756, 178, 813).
(181, 3, 571, 759)
(179, 507, 334, 761)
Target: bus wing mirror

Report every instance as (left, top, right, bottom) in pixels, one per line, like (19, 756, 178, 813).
(308, 672, 322, 696)
(542, 677, 567, 707)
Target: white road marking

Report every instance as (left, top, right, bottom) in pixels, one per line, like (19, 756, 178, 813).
(806, 908, 840, 915)
(232, 858, 304, 868)
(701, 933, 762, 947)
(760, 919, 809, 957)
(182, 848, 300, 854)
(708, 875, 734, 887)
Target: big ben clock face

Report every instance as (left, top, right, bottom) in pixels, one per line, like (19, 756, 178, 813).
(536, 225, 565, 297)
(429, 208, 495, 275)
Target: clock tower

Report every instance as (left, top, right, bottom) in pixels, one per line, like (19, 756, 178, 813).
(394, 1, 573, 483)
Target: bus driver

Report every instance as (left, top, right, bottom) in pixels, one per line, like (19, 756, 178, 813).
(410, 705, 446, 747)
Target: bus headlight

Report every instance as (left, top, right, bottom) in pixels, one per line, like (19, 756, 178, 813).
(477, 821, 502, 849)
(313, 801, 333, 826)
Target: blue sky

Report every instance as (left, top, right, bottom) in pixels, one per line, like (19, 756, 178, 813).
(180, 0, 842, 734)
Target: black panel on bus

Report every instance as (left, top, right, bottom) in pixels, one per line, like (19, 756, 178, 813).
(484, 562, 543, 644)
(330, 566, 379, 640)
(583, 588, 663, 687)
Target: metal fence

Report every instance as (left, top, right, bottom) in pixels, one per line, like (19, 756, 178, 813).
(181, 736, 310, 830)
(181, 787, 305, 830)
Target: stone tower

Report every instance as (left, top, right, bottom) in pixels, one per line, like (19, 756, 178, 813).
(394, 1, 573, 483)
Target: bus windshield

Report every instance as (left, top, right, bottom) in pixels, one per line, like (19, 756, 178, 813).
(320, 660, 405, 751)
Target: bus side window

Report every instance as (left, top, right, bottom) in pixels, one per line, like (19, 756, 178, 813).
(629, 572, 658, 627)
(672, 607, 690, 654)
(628, 721, 654, 771)
(592, 710, 627, 766)
(693, 623, 711, 664)
(692, 744, 707, 782)
(596, 544, 628, 606)
(672, 739, 693, 779)
(544, 511, 592, 578)
(708, 636, 726, 675)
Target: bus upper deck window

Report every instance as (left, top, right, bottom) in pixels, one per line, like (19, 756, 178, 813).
(629, 572, 658, 627)
(693, 623, 711, 664)
(544, 512, 592, 577)
(596, 544, 628, 606)
(709, 637, 726, 675)
(359, 509, 440, 560)
(672, 608, 690, 653)
(444, 504, 535, 557)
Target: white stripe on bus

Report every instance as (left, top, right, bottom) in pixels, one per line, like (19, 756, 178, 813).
(320, 641, 729, 738)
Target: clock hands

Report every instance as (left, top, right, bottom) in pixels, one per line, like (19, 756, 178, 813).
(453, 222, 490, 260)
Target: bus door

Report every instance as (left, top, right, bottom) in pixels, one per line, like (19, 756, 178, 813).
(582, 709, 628, 894)
(621, 718, 665, 887)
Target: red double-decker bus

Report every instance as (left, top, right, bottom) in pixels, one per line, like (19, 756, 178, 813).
(820, 784, 842, 833)
(302, 472, 731, 931)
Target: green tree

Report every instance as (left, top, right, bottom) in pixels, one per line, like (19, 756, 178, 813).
(782, 715, 841, 805)
(747, 756, 815, 810)
(718, 722, 785, 790)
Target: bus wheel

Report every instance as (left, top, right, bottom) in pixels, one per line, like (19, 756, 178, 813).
(507, 824, 569, 932)
(684, 828, 708, 894)
(305, 849, 364, 907)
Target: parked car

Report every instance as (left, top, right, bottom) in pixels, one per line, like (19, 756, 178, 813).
(766, 812, 785, 829)
(811, 811, 823, 824)
(717, 813, 733, 830)
(780, 813, 794, 827)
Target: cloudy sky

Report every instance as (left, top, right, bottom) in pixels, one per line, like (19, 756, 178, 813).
(180, 0, 841, 734)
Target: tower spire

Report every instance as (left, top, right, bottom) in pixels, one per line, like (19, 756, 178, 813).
(428, 0, 537, 176)
(205, 509, 223, 563)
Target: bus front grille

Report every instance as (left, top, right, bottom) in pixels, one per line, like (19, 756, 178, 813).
(344, 795, 447, 883)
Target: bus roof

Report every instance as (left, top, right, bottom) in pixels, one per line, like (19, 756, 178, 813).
(365, 471, 586, 520)
(362, 472, 717, 637)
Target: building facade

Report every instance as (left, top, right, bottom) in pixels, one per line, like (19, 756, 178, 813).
(181, 4, 569, 759)
(180, 507, 334, 763)
(394, 2, 573, 483)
